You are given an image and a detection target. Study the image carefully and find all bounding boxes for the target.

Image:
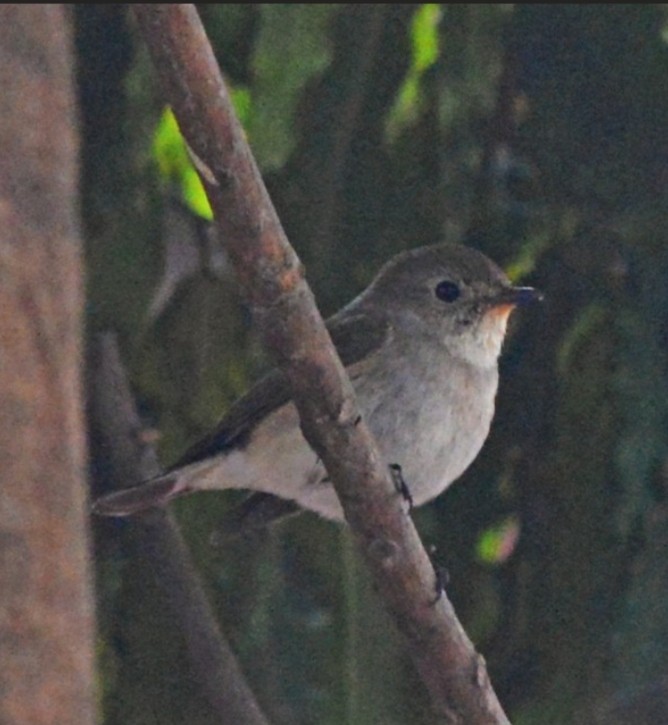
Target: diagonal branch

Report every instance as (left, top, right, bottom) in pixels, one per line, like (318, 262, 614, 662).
(132, 5, 510, 723)
(90, 334, 270, 725)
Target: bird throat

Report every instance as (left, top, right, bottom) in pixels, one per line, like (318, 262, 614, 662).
(449, 306, 511, 368)
(480, 306, 512, 357)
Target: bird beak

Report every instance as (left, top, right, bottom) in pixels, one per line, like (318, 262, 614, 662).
(486, 286, 543, 319)
(493, 286, 544, 307)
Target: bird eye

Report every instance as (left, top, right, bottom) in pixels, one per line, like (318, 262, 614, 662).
(435, 280, 461, 303)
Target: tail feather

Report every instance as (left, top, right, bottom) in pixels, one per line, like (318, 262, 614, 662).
(92, 474, 187, 517)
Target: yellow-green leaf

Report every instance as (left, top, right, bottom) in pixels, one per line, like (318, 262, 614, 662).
(152, 107, 213, 221)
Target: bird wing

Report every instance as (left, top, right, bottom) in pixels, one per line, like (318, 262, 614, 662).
(92, 311, 390, 519)
(170, 311, 390, 470)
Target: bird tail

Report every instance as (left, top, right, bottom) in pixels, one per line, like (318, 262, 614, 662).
(91, 474, 188, 517)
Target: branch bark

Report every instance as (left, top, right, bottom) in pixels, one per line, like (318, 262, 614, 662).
(90, 334, 270, 725)
(132, 5, 510, 722)
(0, 6, 95, 723)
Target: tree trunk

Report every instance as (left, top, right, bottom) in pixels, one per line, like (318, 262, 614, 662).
(0, 5, 94, 723)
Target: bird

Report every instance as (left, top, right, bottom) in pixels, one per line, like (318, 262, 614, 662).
(93, 243, 541, 527)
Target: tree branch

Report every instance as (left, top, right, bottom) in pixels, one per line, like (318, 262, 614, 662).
(90, 333, 270, 725)
(132, 5, 510, 722)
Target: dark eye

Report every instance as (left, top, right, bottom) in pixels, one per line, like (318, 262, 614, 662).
(435, 280, 460, 303)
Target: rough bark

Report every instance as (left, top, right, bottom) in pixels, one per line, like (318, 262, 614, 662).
(132, 5, 510, 722)
(0, 5, 95, 724)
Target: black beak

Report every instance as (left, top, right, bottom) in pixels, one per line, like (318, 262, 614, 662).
(492, 286, 544, 307)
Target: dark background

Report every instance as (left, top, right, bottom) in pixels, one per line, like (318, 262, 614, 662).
(82, 6, 668, 724)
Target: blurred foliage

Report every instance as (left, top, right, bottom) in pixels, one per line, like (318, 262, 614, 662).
(79, 4, 668, 724)
(386, 4, 441, 139)
(476, 515, 520, 565)
(248, 4, 337, 170)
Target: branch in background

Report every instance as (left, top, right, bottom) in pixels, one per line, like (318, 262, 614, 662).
(90, 333, 270, 725)
(132, 5, 510, 722)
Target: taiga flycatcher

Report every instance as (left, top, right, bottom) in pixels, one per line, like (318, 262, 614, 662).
(93, 243, 540, 524)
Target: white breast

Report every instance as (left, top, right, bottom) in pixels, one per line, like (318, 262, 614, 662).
(176, 324, 501, 521)
(355, 350, 499, 507)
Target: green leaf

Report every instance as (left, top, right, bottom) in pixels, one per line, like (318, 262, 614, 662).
(230, 86, 252, 128)
(412, 3, 441, 72)
(152, 107, 213, 220)
(386, 4, 441, 140)
(476, 516, 520, 564)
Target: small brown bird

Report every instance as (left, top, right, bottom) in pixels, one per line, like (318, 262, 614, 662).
(94, 243, 540, 524)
